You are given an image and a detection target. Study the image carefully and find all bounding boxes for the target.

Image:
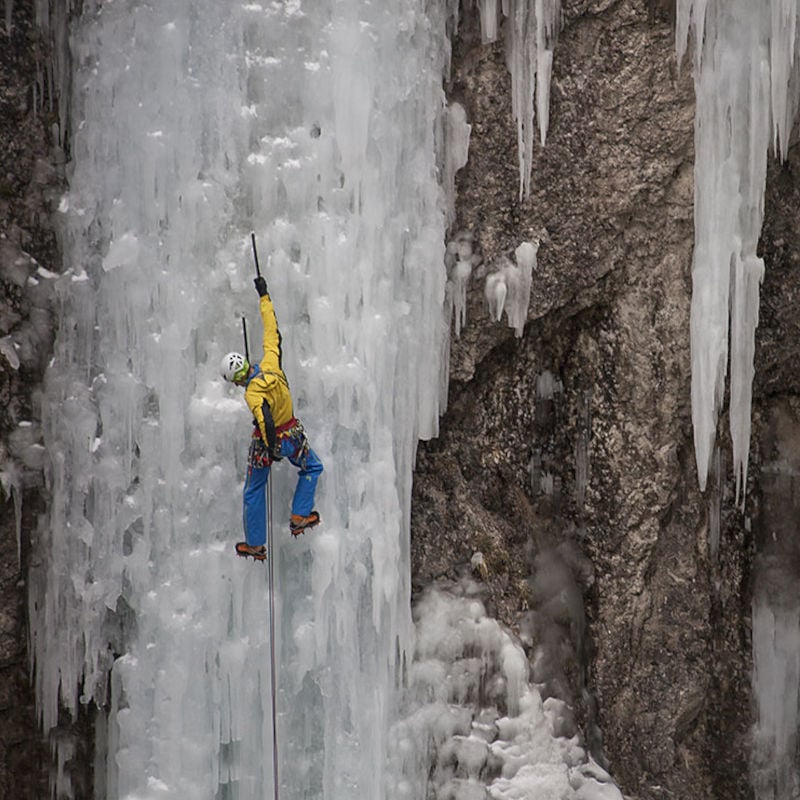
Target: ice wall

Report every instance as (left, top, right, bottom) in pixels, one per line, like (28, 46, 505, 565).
(676, 0, 800, 497)
(30, 2, 456, 798)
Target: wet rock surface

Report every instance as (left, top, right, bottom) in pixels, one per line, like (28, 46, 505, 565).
(0, 3, 62, 798)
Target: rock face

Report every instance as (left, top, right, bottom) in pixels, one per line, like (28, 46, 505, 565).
(411, 2, 794, 799)
(2, 1, 798, 799)
(0, 4, 61, 799)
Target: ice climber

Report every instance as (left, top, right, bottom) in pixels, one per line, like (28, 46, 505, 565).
(221, 273, 323, 561)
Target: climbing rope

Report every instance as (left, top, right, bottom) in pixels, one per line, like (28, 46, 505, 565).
(267, 472, 280, 800)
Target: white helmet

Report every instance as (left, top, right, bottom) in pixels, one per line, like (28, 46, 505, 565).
(221, 352, 249, 382)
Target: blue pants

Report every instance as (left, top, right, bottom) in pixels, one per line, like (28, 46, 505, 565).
(242, 431, 323, 547)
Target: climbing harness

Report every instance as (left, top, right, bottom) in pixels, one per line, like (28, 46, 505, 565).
(249, 416, 309, 467)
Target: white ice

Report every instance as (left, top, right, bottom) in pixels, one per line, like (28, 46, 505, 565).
(676, 0, 800, 498)
(388, 585, 622, 800)
(442, 102, 472, 229)
(31, 1, 453, 798)
(446, 230, 481, 338)
(677, 5, 800, 797)
(483, 240, 538, 337)
(502, 0, 561, 199)
(752, 592, 800, 800)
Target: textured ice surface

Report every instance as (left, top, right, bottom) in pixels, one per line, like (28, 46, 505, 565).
(388, 586, 622, 800)
(677, 7, 800, 798)
(31, 2, 452, 798)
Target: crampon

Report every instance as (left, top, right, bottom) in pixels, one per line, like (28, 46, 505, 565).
(289, 511, 321, 537)
(235, 542, 267, 561)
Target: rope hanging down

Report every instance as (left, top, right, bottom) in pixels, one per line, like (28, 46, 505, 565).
(252, 228, 280, 800)
(267, 471, 280, 800)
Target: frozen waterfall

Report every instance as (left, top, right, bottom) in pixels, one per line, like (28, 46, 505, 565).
(31, 1, 451, 797)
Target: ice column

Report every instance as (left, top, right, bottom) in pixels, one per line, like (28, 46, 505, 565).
(749, 407, 800, 800)
(30, 1, 453, 799)
(678, 6, 800, 794)
(478, 0, 500, 43)
(676, 0, 800, 497)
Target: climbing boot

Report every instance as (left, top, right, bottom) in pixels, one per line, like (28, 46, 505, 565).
(290, 511, 321, 537)
(235, 542, 267, 561)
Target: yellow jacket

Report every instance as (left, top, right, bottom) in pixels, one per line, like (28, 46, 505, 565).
(244, 295, 294, 443)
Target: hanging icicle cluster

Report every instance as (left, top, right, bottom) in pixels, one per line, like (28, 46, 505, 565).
(676, 0, 800, 501)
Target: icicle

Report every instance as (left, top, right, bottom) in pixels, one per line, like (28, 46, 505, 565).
(534, 0, 559, 146)
(505, 0, 537, 200)
(485, 268, 508, 322)
(469, 0, 562, 197)
(769, 0, 800, 159)
(442, 101, 471, 229)
(678, 0, 773, 494)
(675, 0, 709, 70)
(34, 0, 73, 146)
(483, 239, 538, 337)
(477, 0, 499, 42)
(509, 239, 537, 335)
(535, 369, 562, 400)
(729, 253, 764, 505)
(503, 0, 561, 199)
(445, 230, 480, 337)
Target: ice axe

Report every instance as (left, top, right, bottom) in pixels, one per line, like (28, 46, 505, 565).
(250, 231, 262, 277)
(241, 232, 262, 363)
(241, 315, 250, 363)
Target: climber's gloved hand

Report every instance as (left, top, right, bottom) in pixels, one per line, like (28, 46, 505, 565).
(254, 275, 268, 297)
